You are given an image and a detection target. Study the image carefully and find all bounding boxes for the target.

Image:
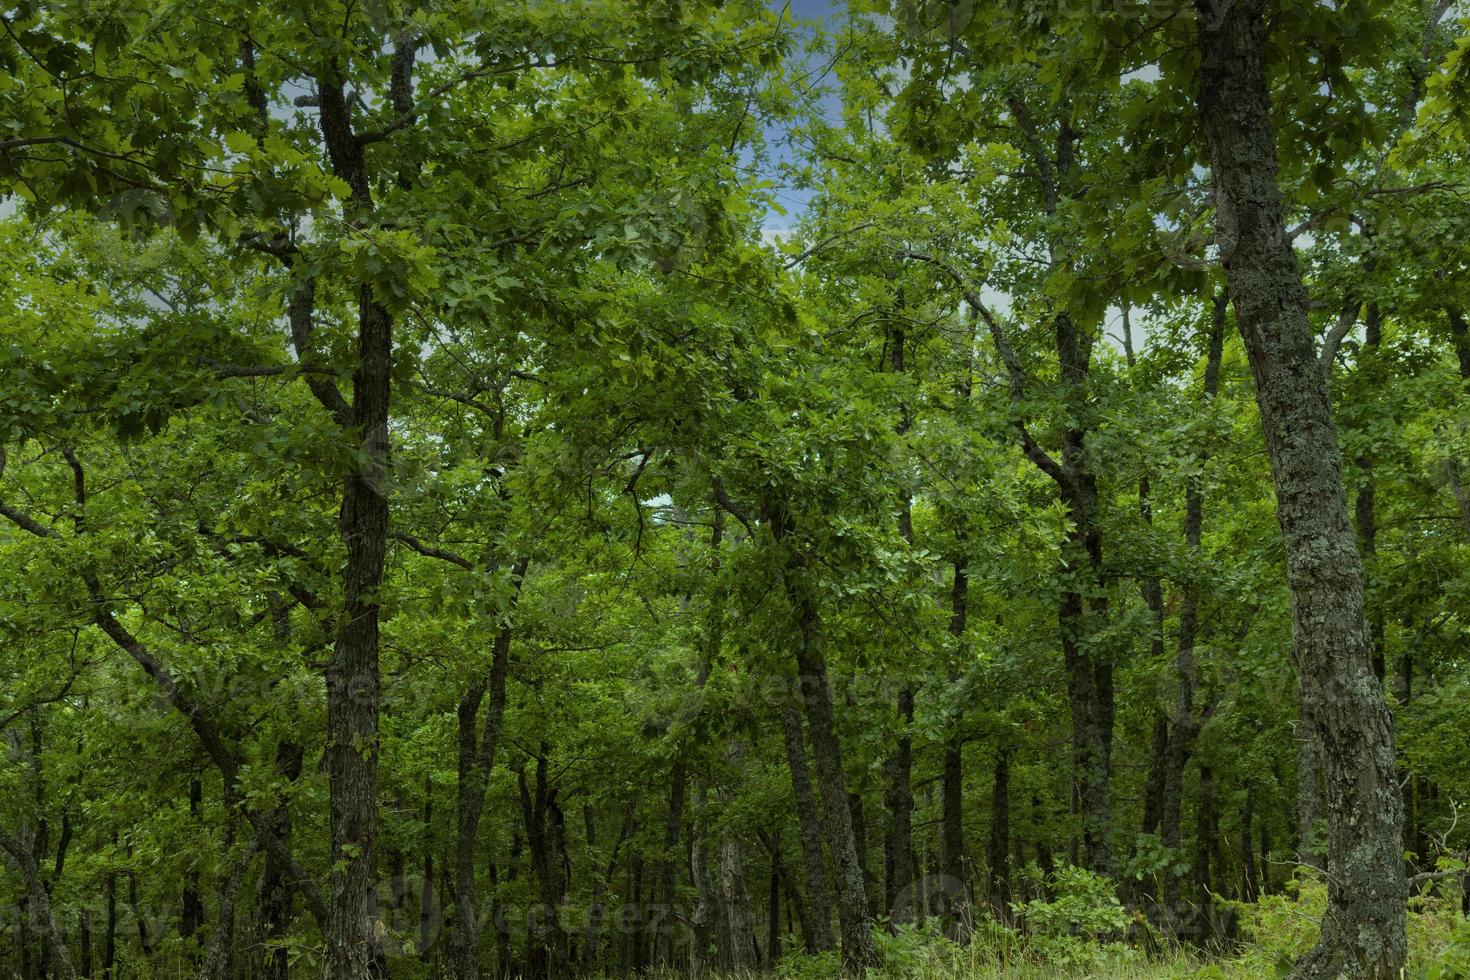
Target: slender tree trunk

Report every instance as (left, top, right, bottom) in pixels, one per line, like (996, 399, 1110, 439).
(758, 830, 814, 955)
(182, 779, 205, 947)
(1126, 305, 1172, 854)
(765, 487, 879, 973)
(1141, 716, 1169, 837)
(103, 847, 116, 980)
(1355, 305, 1386, 682)
(255, 742, 304, 980)
(519, 753, 569, 979)
(777, 703, 834, 953)
(1162, 296, 1226, 927)
(1049, 307, 1114, 876)
(1241, 786, 1259, 902)
(883, 685, 916, 925)
(420, 779, 437, 959)
(199, 832, 264, 980)
(451, 560, 527, 980)
(1444, 309, 1470, 540)
(940, 558, 970, 939)
(1195, 765, 1216, 898)
(1258, 808, 1273, 895)
(986, 749, 1011, 923)
(767, 850, 781, 963)
(0, 828, 77, 980)
(1194, 5, 1408, 972)
(883, 324, 917, 927)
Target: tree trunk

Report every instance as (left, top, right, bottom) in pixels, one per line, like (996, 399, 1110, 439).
(254, 742, 304, 980)
(718, 832, 758, 970)
(451, 559, 528, 980)
(420, 779, 437, 959)
(182, 779, 205, 947)
(1141, 716, 1169, 837)
(1241, 786, 1259, 902)
(883, 324, 917, 927)
(0, 828, 77, 980)
(986, 749, 1010, 923)
(690, 786, 716, 977)
(1355, 305, 1385, 682)
(776, 703, 834, 953)
(765, 488, 878, 973)
(103, 850, 116, 980)
(519, 754, 569, 979)
(1051, 307, 1115, 877)
(312, 66, 402, 980)
(1161, 295, 1226, 928)
(767, 850, 782, 963)
(940, 558, 970, 939)
(758, 830, 814, 956)
(883, 685, 916, 925)
(1193, 5, 1408, 972)
(1194, 765, 1216, 898)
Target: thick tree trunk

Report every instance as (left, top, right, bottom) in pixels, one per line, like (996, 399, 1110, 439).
(315, 74, 394, 980)
(777, 703, 835, 953)
(718, 832, 759, 970)
(1193, 3, 1408, 973)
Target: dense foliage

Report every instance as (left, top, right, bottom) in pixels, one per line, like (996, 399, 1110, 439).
(0, 1, 1467, 979)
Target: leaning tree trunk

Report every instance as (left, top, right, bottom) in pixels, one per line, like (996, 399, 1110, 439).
(1193, 2, 1408, 974)
(0, 828, 77, 980)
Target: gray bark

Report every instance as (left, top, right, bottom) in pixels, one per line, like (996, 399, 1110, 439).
(1193, 2, 1408, 973)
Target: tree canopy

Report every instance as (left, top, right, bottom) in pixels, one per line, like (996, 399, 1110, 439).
(0, 1, 1467, 979)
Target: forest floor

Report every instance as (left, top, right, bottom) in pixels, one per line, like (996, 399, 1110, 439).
(633, 881, 1470, 980)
